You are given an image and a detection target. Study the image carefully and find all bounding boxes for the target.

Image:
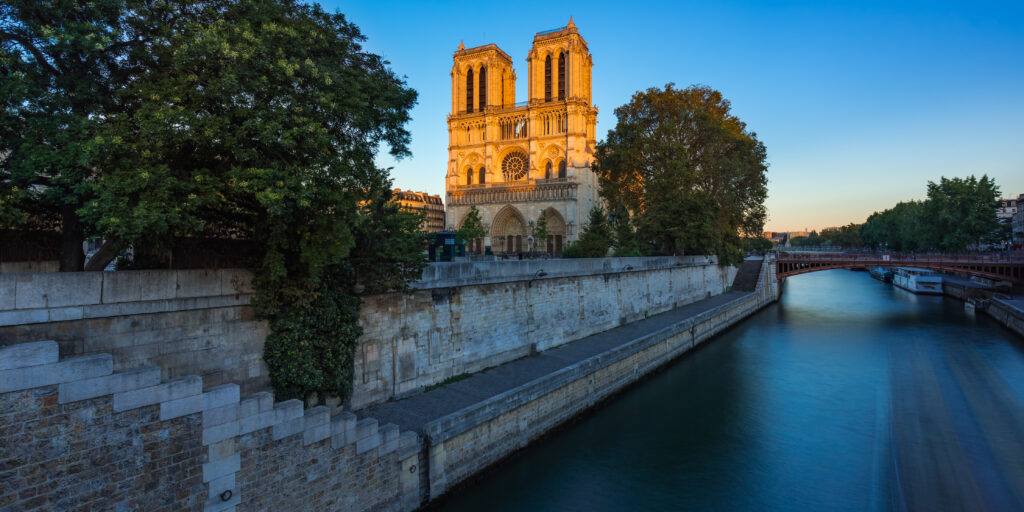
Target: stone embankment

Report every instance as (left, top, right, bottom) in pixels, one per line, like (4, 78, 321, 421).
(0, 256, 778, 511)
(363, 256, 778, 501)
(0, 340, 420, 511)
(941, 278, 1024, 337)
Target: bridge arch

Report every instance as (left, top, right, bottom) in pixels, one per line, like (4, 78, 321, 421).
(775, 255, 1024, 285)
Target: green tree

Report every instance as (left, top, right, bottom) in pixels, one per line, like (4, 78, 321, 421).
(921, 175, 1000, 252)
(1, 0, 164, 270)
(743, 236, 774, 254)
(562, 207, 614, 258)
(861, 201, 927, 252)
(2, 0, 425, 403)
(594, 84, 768, 265)
(825, 223, 863, 248)
(533, 212, 549, 252)
(610, 209, 641, 257)
(457, 205, 487, 251)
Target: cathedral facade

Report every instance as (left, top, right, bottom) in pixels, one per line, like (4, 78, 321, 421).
(444, 18, 599, 255)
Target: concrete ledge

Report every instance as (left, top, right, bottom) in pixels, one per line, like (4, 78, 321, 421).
(0, 260, 712, 318)
(0, 269, 255, 326)
(0, 353, 113, 393)
(59, 366, 162, 404)
(411, 255, 717, 290)
(0, 340, 59, 370)
(987, 298, 1024, 337)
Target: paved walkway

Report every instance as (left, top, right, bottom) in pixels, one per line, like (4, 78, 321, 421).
(360, 289, 753, 433)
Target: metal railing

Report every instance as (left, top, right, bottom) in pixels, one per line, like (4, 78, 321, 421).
(454, 102, 530, 116)
(535, 26, 567, 35)
(777, 252, 1024, 263)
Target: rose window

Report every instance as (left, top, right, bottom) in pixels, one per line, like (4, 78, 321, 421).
(501, 152, 528, 181)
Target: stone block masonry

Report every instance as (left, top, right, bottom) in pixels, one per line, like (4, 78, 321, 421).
(1, 257, 775, 511)
(985, 298, 1024, 337)
(0, 269, 269, 394)
(0, 340, 421, 512)
(363, 258, 779, 501)
(0, 258, 737, 409)
(353, 256, 737, 408)
(1, 258, 734, 404)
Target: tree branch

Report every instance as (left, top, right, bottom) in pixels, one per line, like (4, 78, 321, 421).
(0, 30, 61, 76)
(83, 237, 121, 271)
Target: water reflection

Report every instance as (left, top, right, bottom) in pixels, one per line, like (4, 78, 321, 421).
(435, 270, 1024, 512)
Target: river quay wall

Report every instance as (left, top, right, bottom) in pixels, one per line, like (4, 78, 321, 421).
(352, 256, 737, 409)
(0, 340, 420, 512)
(941, 280, 1024, 337)
(0, 257, 764, 511)
(0, 257, 735, 406)
(0, 269, 267, 394)
(417, 258, 778, 500)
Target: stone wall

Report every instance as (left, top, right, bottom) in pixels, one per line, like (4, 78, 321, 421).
(352, 256, 737, 408)
(0, 261, 58, 274)
(1, 258, 735, 406)
(0, 259, 776, 511)
(941, 280, 1024, 337)
(0, 270, 268, 394)
(982, 299, 1024, 337)
(0, 341, 420, 512)
(422, 259, 779, 498)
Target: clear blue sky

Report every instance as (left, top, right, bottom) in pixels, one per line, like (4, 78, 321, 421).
(327, 0, 1024, 231)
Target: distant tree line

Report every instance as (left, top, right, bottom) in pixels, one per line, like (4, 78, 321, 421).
(860, 176, 1001, 252)
(784, 176, 1001, 253)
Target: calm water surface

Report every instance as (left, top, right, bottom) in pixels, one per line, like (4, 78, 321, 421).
(436, 270, 1024, 512)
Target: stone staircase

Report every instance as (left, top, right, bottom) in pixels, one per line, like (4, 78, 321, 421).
(731, 258, 764, 292)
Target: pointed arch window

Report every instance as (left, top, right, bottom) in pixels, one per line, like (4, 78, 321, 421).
(558, 52, 566, 100)
(466, 168, 474, 185)
(545, 162, 552, 180)
(478, 167, 486, 184)
(544, 55, 552, 102)
(478, 66, 487, 111)
(558, 160, 567, 179)
(466, 69, 474, 113)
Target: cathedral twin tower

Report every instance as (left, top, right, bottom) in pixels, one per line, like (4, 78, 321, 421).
(445, 18, 599, 255)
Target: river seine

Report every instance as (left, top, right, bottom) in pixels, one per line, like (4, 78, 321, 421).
(436, 269, 1024, 512)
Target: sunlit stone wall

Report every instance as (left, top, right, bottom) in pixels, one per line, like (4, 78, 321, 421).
(352, 256, 737, 409)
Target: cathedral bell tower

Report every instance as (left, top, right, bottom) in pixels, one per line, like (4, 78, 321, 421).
(445, 19, 599, 256)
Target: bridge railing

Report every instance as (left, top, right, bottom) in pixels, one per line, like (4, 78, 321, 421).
(777, 252, 1024, 264)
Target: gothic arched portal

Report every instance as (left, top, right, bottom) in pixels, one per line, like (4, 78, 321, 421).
(540, 208, 567, 255)
(491, 205, 527, 255)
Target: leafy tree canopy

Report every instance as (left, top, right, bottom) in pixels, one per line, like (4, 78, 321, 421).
(3, 0, 425, 403)
(743, 236, 774, 254)
(594, 84, 768, 266)
(922, 175, 1000, 252)
(457, 205, 487, 243)
(562, 207, 614, 258)
(859, 175, 999, 253)
(533, 211, 548, 251)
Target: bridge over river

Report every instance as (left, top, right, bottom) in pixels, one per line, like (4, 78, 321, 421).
(776, 252, 1024, 284)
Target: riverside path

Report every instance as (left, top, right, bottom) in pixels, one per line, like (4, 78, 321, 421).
(360, 289, 751, 433)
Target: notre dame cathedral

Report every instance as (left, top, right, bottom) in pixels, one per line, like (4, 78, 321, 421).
(444, 18, 599, 255)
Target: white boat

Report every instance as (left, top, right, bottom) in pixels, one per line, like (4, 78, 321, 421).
(893, 267, 943, 295)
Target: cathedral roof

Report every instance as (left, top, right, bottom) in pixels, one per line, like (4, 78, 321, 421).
(533, 17, 581, 42)
(454, 43, 513, 64)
